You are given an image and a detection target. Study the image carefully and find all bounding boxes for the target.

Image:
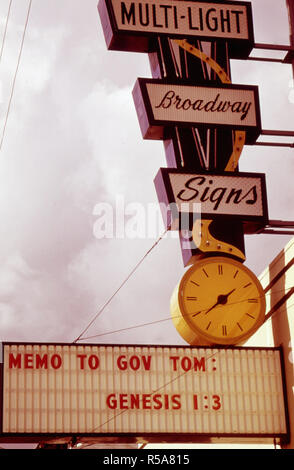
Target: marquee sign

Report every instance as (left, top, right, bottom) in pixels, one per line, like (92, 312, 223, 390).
(133, 78, 261, 144)
(98, 0, 254, 58)
(0, 343, 289, 443)
(154, 168, 268, 233)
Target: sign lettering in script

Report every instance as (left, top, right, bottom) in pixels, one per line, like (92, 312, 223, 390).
(154, 169, 268, 233)
(0, 343, 288, 442)
(98, 0, 254, 58)
(133, 78, 261, 143)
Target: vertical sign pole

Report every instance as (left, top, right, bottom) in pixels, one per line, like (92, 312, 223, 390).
(149, 39, 246, 266)
(271, 1, 294, 449)
(271, 3, 294, 441)
(287, 0, 294, 76)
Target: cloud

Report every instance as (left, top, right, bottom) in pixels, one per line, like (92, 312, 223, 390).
(250, 0, 290, 44)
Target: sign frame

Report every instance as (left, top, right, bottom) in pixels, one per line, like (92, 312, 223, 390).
(133, 78, 262, 144)
(154, 168, 269, 234)
(0, 342, 290, 445)
(98, 0, 255, 59)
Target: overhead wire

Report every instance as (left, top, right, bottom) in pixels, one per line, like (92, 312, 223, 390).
(0, 0, 13, 64)
(0, 0, 32, 152)
(72, 227, 169, 343)
(77, 285, 294, 342)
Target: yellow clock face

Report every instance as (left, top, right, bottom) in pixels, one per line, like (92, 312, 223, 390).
(171, 256, 266, 346)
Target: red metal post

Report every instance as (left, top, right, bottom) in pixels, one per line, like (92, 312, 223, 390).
(287, 0, 294, 75)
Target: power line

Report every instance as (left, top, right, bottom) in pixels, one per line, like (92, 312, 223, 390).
(72, 228, 169, 343)
(72, 204, 294, 343)
(0, 0, 32, 152)
(77, 285, 294, 342)
(78, 316, 172, 342)
(0, 0, 13, 64)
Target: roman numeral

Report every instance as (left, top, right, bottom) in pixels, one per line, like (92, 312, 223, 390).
(218, 265, 223, 275)
(243, 282, 252, 288)
(187, 296, 197, 301)
(206, 321, 211, 331)
(246, 313, 255, 319)
(192, 311, 201, 317)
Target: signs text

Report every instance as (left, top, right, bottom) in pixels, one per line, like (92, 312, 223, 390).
(154, 169, 268, 233)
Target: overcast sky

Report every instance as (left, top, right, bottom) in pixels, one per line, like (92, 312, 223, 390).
(0, 0, 293, 347)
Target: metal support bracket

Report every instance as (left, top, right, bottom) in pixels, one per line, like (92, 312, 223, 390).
(257, 220, 294, 235)
(247, 43, 294, 64)
(255, 130, 294, 148)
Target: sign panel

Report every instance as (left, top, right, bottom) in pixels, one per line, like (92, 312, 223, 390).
(154, 168, 268, 233)
(0, 343, 289, 443)
(133, 78, 261, 144)
(98, 0, 254, 59)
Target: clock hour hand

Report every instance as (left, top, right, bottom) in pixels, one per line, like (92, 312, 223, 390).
(205, 288, 236, 314)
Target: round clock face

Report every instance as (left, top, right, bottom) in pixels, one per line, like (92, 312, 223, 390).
(173, 256, 266, 346)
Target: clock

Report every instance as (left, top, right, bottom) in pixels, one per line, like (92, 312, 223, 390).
(170, 256, 266, 346)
